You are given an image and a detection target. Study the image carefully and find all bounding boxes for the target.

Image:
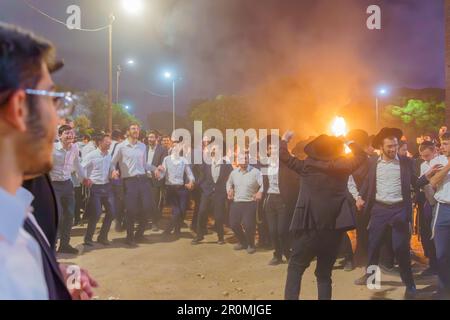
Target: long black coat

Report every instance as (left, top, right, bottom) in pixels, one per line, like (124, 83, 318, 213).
(280, 141, 367, 231)
(359, 155, 429, 221)
(197, 160, 233, 198)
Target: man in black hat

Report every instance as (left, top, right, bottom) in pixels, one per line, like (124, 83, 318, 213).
(354, 128, 437, 299)
(281, 131, 367, 300)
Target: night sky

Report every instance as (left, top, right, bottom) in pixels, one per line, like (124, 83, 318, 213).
(0, 0, 445, 124)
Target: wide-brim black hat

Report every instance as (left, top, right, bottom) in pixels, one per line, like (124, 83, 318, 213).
(347, 129, 369, 147)
(372, 127, 403, 148)
(304, 134, 344, 161)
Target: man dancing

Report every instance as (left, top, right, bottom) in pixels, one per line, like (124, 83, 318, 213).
(281, 131, 367, 300)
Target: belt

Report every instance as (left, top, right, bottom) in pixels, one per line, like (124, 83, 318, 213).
(123, 174, 148, 181)
(374, 201, 404, 209)
(52, 179, 71, 184)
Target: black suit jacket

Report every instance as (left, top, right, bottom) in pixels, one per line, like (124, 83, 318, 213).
(22, 174, 71, 300)
(262, 160, 300, 217)
(197, 160, 233, 198)
(359, 155, 429, 221)
(280, 141, 367, 231)
(146, 144, 168, 187)
(23, 174, 58, 249)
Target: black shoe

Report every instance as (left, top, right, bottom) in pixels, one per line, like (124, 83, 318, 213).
(97, 238, 111, 246)
(115, 221, 125, 232)
(354, 274, 370, 286)
(268, 257, 282, 266)
(124, 238, 138, 247)
(380, 264, 399, 276)
(191, 237, 204, 245)
(344, 260, 355, 272)
(83, 240, 94, 247)
(134, 235, 148, 243)
(419, 267, 438, 277)
(58, 245, 79, 255)
(404, 286, 417, 300)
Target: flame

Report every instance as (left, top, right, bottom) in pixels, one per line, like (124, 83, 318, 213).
(331, 116, 348, 137)
(330, 116, 351, 154)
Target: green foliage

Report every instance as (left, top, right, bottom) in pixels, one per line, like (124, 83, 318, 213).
(383, 99, 445, 134)
(188, 95, 252, 132)
(75, 90, 140, 132)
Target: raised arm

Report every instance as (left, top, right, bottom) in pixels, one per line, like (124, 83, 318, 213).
(279, 132, 304, 174)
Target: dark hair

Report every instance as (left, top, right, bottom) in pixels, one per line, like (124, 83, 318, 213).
(0, 22, 59, 107)
(419, 140, 435, 153)
(148, 130, 157, 137)
(441, 132, 450, 142)
(94, 132, 110, 145)
(58, 125, 72, 136)
(81, 134, 91, 141)
(111, 129, 122, 140)
(128, 123, 140, 130)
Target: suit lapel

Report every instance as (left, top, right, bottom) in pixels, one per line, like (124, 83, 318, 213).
(24, 219, 67, 286)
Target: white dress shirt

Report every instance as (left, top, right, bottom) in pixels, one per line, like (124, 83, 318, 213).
(226, 166, 264, 202)
(375, 155, 403, 204)
(161, 155, 195, 186)
(147, 144, 157, 166)
(267, 159, 280, 194)
(111, 139, 155, 178)
(0, 187, 48, 300)
(50, 142, 85, 182)
(420, 155, 446, 205)
(430, 156, 450, 203)
(80, 141, 97, 159)
(347, 175, 360, 200)
(82, 149, 112, 185)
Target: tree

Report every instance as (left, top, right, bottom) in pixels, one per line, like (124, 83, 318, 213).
(76, 90, 140, 132)
(383, 99, 445, 134)
(189, 95, 252, 132)
(73, 115, 93, 136)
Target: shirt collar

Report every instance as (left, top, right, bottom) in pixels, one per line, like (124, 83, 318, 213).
(377, 154, 399, 163)
(0, 187, 30, 244)
(238, 165, 253, 173)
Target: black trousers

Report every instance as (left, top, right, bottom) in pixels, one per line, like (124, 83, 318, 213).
(149, 180, 163, 225)
(285, 229, 344, 300)
(264, 194, 291, 260)
(419, 201, 437, 269)
(112, 181, 125, 226)
(196, 192, 227, 241)
(230, 202, 257, 248)
(74, 185, 84, 224)
(367, 203, 414, 287)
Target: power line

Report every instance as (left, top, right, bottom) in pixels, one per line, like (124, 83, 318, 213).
(22, 0, 111, 32)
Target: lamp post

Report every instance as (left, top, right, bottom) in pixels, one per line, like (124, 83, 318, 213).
(164, 72, 177, 132)
(375, 87, 388, 131)
(107, 0, 144, 132)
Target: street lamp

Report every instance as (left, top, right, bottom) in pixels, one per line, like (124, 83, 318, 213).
(116, 59, 136, 104)
(121, 0, 144, 15)
(375, 87, 389, 131)
(107, 1, 144, 133)
(164, 71, 177, 133)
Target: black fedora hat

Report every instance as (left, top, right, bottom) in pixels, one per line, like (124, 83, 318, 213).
(372, 127, 403, 148)
(304, 134, 344, 161)
(347, 129, 369, 147)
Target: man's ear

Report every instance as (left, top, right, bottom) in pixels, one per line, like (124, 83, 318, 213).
(1, 90, 28, 132)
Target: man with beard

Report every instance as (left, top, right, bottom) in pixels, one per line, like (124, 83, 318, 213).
(354, 128, 437, 299)
(0, 22, 97, 299)
(111, 123, 158, 246)
(281, 131, 367, 300)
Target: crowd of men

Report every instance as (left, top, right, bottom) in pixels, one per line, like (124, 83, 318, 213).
(1, 22, 450, 301)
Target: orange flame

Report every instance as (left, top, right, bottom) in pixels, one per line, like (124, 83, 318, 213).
(330, 116, 351, 154)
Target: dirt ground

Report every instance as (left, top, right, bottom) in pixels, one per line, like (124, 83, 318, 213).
(58, 212, 439, 300)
